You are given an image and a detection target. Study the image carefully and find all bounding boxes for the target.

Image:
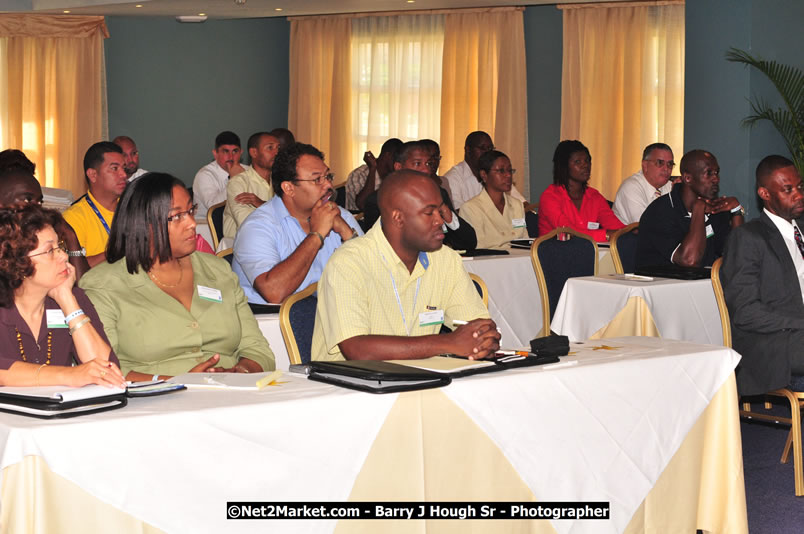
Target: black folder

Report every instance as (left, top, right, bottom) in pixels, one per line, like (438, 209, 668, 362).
(308, 360, 452, 394)
(0, 388, 127, 419)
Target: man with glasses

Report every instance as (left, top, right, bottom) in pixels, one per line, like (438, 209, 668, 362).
(636, 149, 744, 268)
(443, 131, 526, 210)
(612, 143, 676, 224)
(232, 143, 363, 304)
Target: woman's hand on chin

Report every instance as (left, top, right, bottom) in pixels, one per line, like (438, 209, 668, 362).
(47, 262, 76, 306)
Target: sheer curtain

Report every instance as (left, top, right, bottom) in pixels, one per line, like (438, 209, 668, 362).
(560, 1, 685, 200)
(441, 8, 528, 197)
(0, 15, 109, 197)
(288, 17, 353, 184)
(351, 14, 443, 167)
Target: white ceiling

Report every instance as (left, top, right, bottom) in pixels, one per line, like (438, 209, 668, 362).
(2, 0, 624, 20)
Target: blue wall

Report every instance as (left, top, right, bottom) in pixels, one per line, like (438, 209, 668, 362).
(104, 16, 290, 186)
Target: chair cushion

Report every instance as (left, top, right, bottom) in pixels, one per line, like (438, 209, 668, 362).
(789, 374, 804, 393)
(289, 293, 318, 364)
(615, 231, 639, 274)
(537, 237, 596, 318)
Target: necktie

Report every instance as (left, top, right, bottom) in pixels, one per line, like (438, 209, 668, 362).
(794, 226, 804, 259)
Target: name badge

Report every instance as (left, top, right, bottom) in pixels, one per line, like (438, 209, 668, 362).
(418, 309, 444, 327)
(587, 221, 600, 230)
(197, 285, 223, 303)
(512, 218, 526, 229)
(46, 309, 68, 328)
(705, 225, 714, 238)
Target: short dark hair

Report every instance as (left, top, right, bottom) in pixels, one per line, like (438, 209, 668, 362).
(269, 128, 296, 150)
(271, 143, 324, 198)
(381, 138, 403, 157)
(477, 150, 509, 176)
(465, 131, 491, 149)
(215, 131, 241, 149)
(106, 172, 187, 274)
(642, 143, 673, 161)
(418, 139, 440, 155)
(247, 132, 273, 152)
(393, 141, 429, 165)
(756, 154, 796, 189)
(0, 149, 36, 175)
(553, 140, 590, 189)
(83, 141, 122, 173)
(0, 204, 62, 307)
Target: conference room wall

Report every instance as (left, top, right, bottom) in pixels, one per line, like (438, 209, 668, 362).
(104, 16, 291, 187)
(684, 0, 804, 217)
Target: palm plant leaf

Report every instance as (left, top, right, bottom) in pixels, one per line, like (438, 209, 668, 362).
(726, 47, 804, 172)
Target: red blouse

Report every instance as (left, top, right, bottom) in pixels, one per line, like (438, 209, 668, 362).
(537, 184, 625, 242)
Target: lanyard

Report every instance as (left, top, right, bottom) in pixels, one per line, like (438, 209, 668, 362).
(390, 274, 420, 337)
(85, 195, 111, 235)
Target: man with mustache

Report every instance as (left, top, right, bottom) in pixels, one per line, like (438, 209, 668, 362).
(312, 170, 499, 361)
(192, 131, 248, 219)
(612, 142, 675, 224)
(62, 142, 128, 267)
(232, 143, 362, 304)
(636, 149, 744, 268)
(721, 155, 804, 395)
(113, 136, 148, 182)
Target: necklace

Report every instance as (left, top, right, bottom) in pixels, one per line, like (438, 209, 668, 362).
(149, 261, 184, 288)
(16, 328, 52, 365)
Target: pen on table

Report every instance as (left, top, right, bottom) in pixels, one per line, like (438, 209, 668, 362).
(453, 319, 503, 334)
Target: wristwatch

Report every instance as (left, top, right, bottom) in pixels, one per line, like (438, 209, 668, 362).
(67, 247, 86, 257)
(730, 204, 746, 217)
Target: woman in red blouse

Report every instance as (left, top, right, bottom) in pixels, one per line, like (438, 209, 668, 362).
(537, 140, 625, 242)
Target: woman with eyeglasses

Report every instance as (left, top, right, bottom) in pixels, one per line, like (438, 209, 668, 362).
(538, 140, 625, 242)
(79, 173, 275, 381)
(0, 204, 125, 387)
(459, 150, 529, 249)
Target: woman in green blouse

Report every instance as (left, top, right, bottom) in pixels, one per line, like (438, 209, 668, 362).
(80, 173, 275, 380)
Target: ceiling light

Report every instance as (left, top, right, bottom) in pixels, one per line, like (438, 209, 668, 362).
(407, 0, 415, 3)
(63, 10, 70, 13)
(198, 13, 206, 16)
(135, 4, 143, 7)
(275, 8, 283, 11)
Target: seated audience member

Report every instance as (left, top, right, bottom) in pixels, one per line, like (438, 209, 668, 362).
(345, 138, 401, 211)
(269, 128, 296, 151)
(538, 140, 625, 242)
(232, 143, 362, 304)
(79, 173, 275, 380)
(363, 141, 477, 250)
(721, 155, 804, 395)
(443, 131, 526, 210)
(419, 138, 455, 204)
(0, 156, 90, 279)
(223, 132, 280, 239)
(63, 141, 127, 267)
(312, 170, 500, 361)
(193, 131, 248, 219)
(0, 204, 125, 388)
(113, 136, 148, 182)
(612, 143, 675, 224)
(460, 150, 528, 249)
(636, 149, 744, 268)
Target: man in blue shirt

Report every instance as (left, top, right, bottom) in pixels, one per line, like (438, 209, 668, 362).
(233, 143, 362, 304)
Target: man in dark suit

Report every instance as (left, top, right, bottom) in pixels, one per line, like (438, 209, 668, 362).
(721, 155, 804, 395)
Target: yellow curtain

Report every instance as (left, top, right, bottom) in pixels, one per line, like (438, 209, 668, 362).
(441, 8, 528, 198)
(560, 1, 685, 200)
(0, 15, 108, 199)
(288, 17, 353, 186)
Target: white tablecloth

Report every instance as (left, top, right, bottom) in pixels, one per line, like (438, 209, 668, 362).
(550, 275, 722, 345)
(0, 338, 742, 534)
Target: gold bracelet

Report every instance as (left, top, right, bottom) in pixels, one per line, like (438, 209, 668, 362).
(69, 317, 91, 336)
(35, 363, 46, 386)
(308, 231, 325, 248)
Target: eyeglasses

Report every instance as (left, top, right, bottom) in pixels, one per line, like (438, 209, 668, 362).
(647, 159, 675, 170)
(294, 173, 335, 186)
(490, 168, 516, 175)
(167, 204, 198, 223)
(29, 241, 68, 259)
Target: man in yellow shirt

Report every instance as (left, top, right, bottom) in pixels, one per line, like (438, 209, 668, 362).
(312, 170, 500, 361)
(63, 142, 127, 267)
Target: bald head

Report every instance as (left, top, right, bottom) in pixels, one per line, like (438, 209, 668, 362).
(679, 150, 713, 176)
(378, 170, 446, 256)
(378, 170, 437, 217)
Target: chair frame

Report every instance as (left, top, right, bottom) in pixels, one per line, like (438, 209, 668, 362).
(468, 273, 489, 308)
(278, 282, 318, 365)
(711, 257, 804, 496)
(206, 200, 226, 252)
(609, 222, 639, 274)
(215, 247, 232, 260)
(530, 227, 599, 337)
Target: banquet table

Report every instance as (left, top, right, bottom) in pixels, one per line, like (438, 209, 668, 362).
(461, 248, 615, 349)
(0, 337, 746, 534)
(550, 275, 722, 345)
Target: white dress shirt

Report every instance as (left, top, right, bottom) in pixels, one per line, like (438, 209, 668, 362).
(764, 208, 804, 304)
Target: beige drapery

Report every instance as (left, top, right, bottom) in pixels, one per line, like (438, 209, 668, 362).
(288, 18, 353, 185)
(441, 8, 528, 197)
(560, 1, 684, 200)
(289, 8, 528, 197)
(0, 15, 108, 198)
